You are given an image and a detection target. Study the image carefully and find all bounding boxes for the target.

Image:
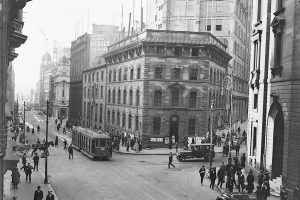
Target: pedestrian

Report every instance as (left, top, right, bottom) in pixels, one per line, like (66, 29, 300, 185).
(246, 170, 255, 193)
(46, 190, 55, 200)
(226, 176, 235, 192)
(241, 153, 246, 168)
(33, 153, 39, 171)
(192, 137, 195, 144)
(20, 163, 33, 183)
(199, 166, 206, 185)
(63, 139, 67, 150)
(21, 153, 27, 168)
(57, 123, 61, 132)
(130, 138, 135, 150)
(11, 167, 20, 189)
(258, 170, 264, 186)
(31, 147, 38, 156)
(62, 126, 66, 134)
(168, 152, 175, 168)
(237, 171, 245, 192)
(55, 136, 58, 147)
(55, 119, 57, 124)
(60, 119, 63, 125)
(218, 136, 222, 147)
(37, 125, 40, 133)
(126, 140, 130, 152)
(209, 168, 216, 190)
(217, 168, 225, 188)
(68, 144, 73, 159)
(32, 127, 35, 134)
(256, 186, 262, 200)
(261, 177, 270, 200)
(235, 143, 240, 156)
(34, 185, 44, 200)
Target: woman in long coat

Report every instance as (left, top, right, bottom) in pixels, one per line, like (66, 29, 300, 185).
(12, 167, 20, 189)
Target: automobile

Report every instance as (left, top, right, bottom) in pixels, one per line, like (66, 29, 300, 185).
(176, 143, 215, 162)
(37, 111, 43, 116)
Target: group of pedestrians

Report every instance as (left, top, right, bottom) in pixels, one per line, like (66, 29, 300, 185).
(34, 185, 55, 200)
(55, 118, 66, 134)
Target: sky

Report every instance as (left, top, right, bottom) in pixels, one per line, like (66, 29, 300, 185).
(14, 0, 144, 96)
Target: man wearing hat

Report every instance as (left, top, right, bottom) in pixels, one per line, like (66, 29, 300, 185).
(246, 170, 255, 193)
(34, 185, 44, 200)
(46, 190, 55, 200)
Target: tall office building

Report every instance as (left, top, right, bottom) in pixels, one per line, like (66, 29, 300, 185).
(69, 25, 119, 124)
(248, 0, 300, 198)
(146, 0, 252, 129)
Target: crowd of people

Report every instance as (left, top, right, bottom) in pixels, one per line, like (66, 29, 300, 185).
(110, 133, 143, 153)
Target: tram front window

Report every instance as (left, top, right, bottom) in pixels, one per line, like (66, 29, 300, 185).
(100, 139, 106, 147)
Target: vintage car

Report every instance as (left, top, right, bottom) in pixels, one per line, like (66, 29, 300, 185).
(176, 143, 215, 162)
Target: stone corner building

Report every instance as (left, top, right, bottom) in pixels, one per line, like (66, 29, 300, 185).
(247, 0, 300, 198)
(99, 29, 231, 147)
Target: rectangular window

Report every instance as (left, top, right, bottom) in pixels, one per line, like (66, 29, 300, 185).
(109, 71, 112, 82)
(153, 117, 161, 135)
(123, 70, 127, 80)
(250, 126, 257, 156)
(158, 24, 162, 29)
(137, 68, 141, 79)
(253, 94, 258, 110)
(155, 67, 163, 79)
(113, 71, 116, 81)
(188, 119, 196, 136)
(216, 1, 222, 12)
(157, 47, 164, 54)
(95, 104, 98, 122)
(135, 116, 139, 131)
(206, 20, 211, 31)
(100, 86, 103, 98)
(83, 102, 86, 118)
(101, 71, 104, 81)
(216, 19, 222, 31)
(130, 68, 134, 80)
(174, 47, 182, 56)
(192, 48, 199, 56)
(118, 70, 122, 81)
(172, 68, 181, 80)
(96, 72, 99, 81)
(189, 69, 198, 80)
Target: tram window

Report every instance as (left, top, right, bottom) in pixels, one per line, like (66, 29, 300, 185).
(100, 139, 106, 147)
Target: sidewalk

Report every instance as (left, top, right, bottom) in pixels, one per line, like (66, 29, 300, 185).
(4, 161, 59, 200)
(114, 143, 235, 155)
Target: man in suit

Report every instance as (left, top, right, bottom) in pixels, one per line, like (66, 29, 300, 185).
(34, 186, 44, 200)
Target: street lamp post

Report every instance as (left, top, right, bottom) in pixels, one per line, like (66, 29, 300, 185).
(221, 76, 233, 165)
(23, 101, 25, 144)
(209, 99, 214, 169)
(44, 99, 49, 184)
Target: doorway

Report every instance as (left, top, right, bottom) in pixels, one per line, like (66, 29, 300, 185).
(170, 115, 179, 142)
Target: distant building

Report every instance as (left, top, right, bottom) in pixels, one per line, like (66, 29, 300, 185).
(49, 56, 70, 119)
(146, 0, 252, 129)
(82, 57, 106, 130)
(247, 0, 300, 198)
(99, 30, 231, 147)
(69, 25, 119, 124)
(6, 63, 15, 117)
(39, 52, 55, 110)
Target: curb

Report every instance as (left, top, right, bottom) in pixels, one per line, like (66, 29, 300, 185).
(113, 150, 224, 156)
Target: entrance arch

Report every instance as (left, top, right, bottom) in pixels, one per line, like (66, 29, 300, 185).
(266, 101, 284, 178)
(170, 115, 179, 142)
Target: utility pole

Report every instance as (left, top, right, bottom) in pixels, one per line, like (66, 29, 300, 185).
(210, 98, 214, 169)
(44, 100, 49, 184)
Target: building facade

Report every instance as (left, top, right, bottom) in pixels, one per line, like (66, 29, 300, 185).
(99, 30, 231, 147)
(49, 56, 70, 118)
(82, 58, 106, 130)
(146, 0, 252, 129)
(69, 25, 119, 124)
(0, 0, 32, 198)
(248, 0, 300, 199)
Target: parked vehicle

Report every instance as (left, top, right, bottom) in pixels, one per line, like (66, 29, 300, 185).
(72, 126, 112, 160)
(176, 144, 215, 161)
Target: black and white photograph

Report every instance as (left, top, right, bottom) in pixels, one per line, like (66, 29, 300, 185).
(0, 0, 299, 199)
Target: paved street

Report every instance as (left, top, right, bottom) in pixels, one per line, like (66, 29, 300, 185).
(23, 110, 225, 200)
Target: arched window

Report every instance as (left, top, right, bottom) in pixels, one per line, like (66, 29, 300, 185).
(88, 88, 90, 98)
(112, 88, 116, 103)
(189, 92, 197, 108)
(108, 89, 111, 103)
(117, 111, 120, 125)
(117, 88, 121, 104)
(171, 88, 180, 107)
(129, 89, 133, 105)
(154, 91, 162, 107)
(123, 89, 127, 104)
(122, 112, 126, 127)
(112, 110, 115, 124)
(95, 87, 98, 99)
(107, 110, 110, 123)
(136, 90, 140, 106)
(128, 113, 132, 129)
